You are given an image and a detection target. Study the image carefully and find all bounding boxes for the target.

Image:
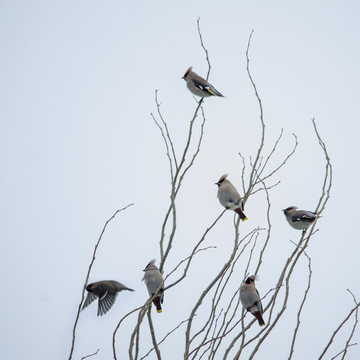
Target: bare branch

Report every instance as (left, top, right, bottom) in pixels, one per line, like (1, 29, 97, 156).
(244, 29, 265, 203)
(140, 318, 191, 360)
(68, 204, 134, 360)
(152, 89, 178, 171)
(288, 250, 312, 359)
(197, 18, 211, 80)
(109, 24, 338, 360)
(339, 290, 360, 359)
(146, 307, 161, 360)
(318, 289, 360, 360)
(80, 349, 99, 360)
(318, 300, 360, 359)
(331, 343, 358, 360)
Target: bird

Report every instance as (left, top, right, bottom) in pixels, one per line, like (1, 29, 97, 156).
(215, 174, 248, 221)
(82, 280, 134, 316)
(282, 206, 318, 231)
(142, 259, 164, 313)
(182, 67, 224, 98)
(240, 275, 265, 326)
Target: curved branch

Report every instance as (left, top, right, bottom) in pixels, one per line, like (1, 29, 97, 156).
(68, 204, 134, 360)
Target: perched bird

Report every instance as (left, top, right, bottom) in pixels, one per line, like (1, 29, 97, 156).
(215, 174, 248, 221)
(182, 67, 224, 98)
(240, 275, 265, 326)
(282, 206, 318, 231)
(142, 259, 164, 313)
(82, 280, 134, 316)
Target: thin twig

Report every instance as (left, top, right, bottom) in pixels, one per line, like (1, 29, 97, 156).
(318, 302, 360, 359)
(197, 18, 211, 80)
(140, 318, 191, 360)
(68, 204, 134, 360)
(288, 250, 312, 359)
(80, 349, 99, 360)
(146, 307, 161, 360)
(332, 344, 358, 360)
(340, 290, 359, 360)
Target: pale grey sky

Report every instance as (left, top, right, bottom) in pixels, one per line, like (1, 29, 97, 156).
(1, 1, 359, 359)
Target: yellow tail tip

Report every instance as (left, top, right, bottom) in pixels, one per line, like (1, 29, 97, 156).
(260, 323, 265, 327)
(157, 309, 162, 313)
(241, 217, 248, 222)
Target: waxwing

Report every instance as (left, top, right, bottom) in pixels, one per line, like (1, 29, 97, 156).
(182, 67, 224, 98)
(82, 280, 134, 316)
(142, 259, 164, 313)
(240, 275, 265, 326)
(282, 206, 317, 231)
(215, 174, 248, 221)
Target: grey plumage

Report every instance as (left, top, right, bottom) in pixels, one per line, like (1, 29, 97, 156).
(82, 280, 134, 316)
(215, 174, 248, 221)
(182, 67, 224, 98)
(142, 259, 164, 313)
(282, 206, 317, 231)
(240, 275, 265, 326)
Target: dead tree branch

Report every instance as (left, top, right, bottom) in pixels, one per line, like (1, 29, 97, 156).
(68, 204, 134, 360)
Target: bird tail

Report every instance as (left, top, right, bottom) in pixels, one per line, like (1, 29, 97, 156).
(210, 87, 224, 97)
(153, 297, 162, 313)
(235, 207, 248, 221)
(253, 311, 265, 326)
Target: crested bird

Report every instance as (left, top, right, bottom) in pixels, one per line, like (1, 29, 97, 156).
(240, 275, 265, 326)
(182, 67, 224, 98)
(215, 174, 248, 221)
(142, 259, 164, 313)
(282, 206, 318, 232)
(82, 280, 134, 316)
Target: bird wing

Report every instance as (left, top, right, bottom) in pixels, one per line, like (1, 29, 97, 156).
(295, 213, 316, 221)
(98, 291, 118, 316)
(192, 78, 215, 95)
(256, 291, 264, 312)
(82, 292, 97, 310)
(254, 288, 263, 312)
(304, 211, 317, 218)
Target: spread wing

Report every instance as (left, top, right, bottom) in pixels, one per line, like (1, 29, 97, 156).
(82, 292, 97, 311)
(98, 291, 118, 316)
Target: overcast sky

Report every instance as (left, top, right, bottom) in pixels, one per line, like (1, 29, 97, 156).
(1, 1, 360, 359)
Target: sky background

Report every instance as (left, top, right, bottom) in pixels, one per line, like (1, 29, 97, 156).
(1, 0, 360, 359)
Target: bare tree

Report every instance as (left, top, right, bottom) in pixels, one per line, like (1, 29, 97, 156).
(69, 20, 359, 360)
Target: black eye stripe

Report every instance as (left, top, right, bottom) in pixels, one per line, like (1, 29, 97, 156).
(184, 70, 191, 78)
(245, 277, 255, 284)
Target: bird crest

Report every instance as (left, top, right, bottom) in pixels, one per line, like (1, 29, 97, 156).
(216, 174, 228, 185)
(282, 206, 298, 214)
(245, 274, 259, 284)
(182, 66, 193, 79)
(143, 259, 157, 271)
